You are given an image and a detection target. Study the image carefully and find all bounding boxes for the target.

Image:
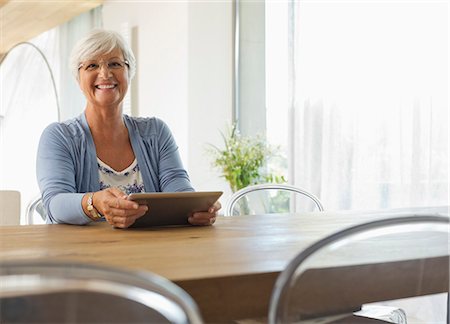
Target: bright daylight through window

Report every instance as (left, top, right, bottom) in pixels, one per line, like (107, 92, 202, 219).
(265, 0, 448, 211)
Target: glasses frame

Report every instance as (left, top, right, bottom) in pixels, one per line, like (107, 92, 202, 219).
(78, 59, 129, 72)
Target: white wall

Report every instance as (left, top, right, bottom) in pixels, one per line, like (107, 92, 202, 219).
(102, 1, 233, 203)
(187, 2, 234, 198)
(103, 2, 189, 159)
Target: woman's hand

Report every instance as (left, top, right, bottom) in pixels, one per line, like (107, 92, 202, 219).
(188, 200, 221, 226)
(92, 188, 148, 228)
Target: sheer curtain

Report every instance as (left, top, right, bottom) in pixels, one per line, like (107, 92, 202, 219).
(0, 8, 102, 224)
(290, 1, 448, 211)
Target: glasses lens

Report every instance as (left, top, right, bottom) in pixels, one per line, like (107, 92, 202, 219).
(107, 60, 125, 69)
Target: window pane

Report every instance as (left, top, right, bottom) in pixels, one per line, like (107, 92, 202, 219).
(266, 1, 448, 210)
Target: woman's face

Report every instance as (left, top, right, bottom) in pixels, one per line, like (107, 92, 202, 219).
(78, 48, 129, 109)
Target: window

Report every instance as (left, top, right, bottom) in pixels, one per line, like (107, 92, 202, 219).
(265, 0, 448, 210)
(0, 31, 60, 224)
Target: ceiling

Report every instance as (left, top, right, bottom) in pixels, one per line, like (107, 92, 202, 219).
(0, 0, 103, 57)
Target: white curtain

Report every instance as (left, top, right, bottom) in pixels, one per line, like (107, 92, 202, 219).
(0, 8, 102, 224)
(290, 1, 448, 211)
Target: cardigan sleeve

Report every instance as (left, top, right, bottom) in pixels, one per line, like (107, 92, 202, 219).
(36, 123, 91, 225)
(155, 119, 194, 192)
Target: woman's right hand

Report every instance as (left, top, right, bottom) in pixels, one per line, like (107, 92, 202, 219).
(87, 188, 148, 228)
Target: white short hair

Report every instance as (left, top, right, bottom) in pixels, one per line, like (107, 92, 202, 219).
(69, 29, 136, 81)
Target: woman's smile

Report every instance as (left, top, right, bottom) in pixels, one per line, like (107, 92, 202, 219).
(95, 83, 117, 90)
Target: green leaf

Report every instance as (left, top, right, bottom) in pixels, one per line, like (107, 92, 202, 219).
(206, 122, 286, 192)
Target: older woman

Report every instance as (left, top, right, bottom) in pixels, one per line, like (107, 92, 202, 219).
(37, 29, 220, 228)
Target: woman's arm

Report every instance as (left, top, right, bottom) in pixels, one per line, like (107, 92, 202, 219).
(36, 123, 91, 224)
(155, 119, 195, 192)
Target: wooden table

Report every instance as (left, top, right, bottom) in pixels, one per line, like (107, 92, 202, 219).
(0, 206, 448, 322)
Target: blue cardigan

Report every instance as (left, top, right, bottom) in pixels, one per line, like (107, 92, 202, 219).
(36, 112, 194, 224)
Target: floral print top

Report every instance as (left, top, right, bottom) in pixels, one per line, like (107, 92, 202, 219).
(98, 158, 145, 195)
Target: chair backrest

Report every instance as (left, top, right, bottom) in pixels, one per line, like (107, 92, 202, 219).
(268, 214, 450, 324)
(224, 184, 324, 216)
(0, 260, 203, 324)
(25, 195, 46, 224)
(0, 190, 21, 225)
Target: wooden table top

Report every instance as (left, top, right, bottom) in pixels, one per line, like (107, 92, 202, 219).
(0, 206, 448, 322)
(0, 210, 359, 280)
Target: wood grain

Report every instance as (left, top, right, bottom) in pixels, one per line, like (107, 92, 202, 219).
(0, 0, 103, 55)
(0, 207, 448, 322)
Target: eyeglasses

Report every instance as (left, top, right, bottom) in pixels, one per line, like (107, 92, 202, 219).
(78, 59, 129, 72)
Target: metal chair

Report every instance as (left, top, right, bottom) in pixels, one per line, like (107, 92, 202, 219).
(224, 183, 324, 216)
(0, 190, 21, 225)
(0, 260, 203, 324)
(268, 214, 450, 324)
(25, 195, 46, 224)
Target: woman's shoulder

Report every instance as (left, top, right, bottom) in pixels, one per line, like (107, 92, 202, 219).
(124, 115, 170, 136)
(42, 115, 85, 139)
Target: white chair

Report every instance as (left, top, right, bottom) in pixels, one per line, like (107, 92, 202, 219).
(25, 195, 46, 224)
(224, 183, 324, 216)
(0, 260, 203, 324)
(268, 214, 450, 324)
(0, 190, 21, 225)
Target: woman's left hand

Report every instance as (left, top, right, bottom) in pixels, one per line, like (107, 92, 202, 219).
(188, 200, 221, 226)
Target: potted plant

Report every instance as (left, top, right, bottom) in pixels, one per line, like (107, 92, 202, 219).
(207, 123, 285, 193)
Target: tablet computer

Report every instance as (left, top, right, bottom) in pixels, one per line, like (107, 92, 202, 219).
(128, 191, 223, 228)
